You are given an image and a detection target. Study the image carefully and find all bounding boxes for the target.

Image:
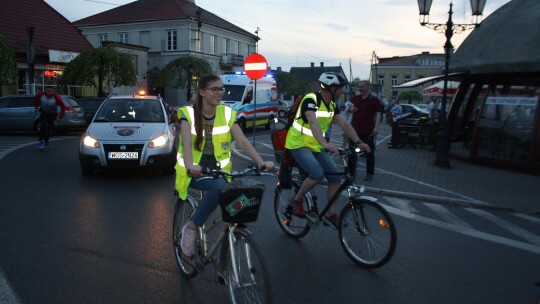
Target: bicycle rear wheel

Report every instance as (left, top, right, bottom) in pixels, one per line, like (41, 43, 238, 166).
(338, 199, 397, 268)
(172, 196, 198, 278)
(226, 229, 272, 304)
(274, 183, 310, 238)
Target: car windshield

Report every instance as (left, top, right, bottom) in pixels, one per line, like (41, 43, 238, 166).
(93, 98, 165, 122)
(62, 96, 81, 107)
(221, 85, 245, 102)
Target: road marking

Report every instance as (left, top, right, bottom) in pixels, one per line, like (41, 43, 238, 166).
(381, 203, 540, 255)
(423, 202, 473, 229)
(383, 196, 419, 213)
(512, 213, 540, 224)
(465, 208, 540, 246)
(0, 268, 20, 304)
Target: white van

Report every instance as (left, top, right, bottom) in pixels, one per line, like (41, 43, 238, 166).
(220, 73, 279, 131)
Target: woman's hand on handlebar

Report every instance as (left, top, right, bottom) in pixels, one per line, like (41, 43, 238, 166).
(259, 161, 275, 172)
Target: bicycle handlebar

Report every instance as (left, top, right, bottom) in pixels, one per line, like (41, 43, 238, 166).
(196, 164, 275, 179)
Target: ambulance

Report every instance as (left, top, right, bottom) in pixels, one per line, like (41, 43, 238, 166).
(220, 73, 279, 131)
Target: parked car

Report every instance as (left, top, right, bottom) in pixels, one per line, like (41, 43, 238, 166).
(277, 100, 290, 118)
(77, 97, 106, 124)
(400, 104, 429, 119)
(0, 94, 86, 133)
(79, 92, 176, 175)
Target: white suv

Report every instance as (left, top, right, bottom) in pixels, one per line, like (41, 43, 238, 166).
(79, 92, 176, 175)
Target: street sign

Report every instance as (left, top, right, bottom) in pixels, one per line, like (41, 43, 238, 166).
(244, 53, 268, 80)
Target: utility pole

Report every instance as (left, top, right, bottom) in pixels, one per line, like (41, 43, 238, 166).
(27, 26, 35, 95)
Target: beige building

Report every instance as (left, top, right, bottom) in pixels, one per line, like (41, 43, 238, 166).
(370, 52, 444, 104)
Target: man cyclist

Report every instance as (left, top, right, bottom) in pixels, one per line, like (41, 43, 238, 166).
(285, 72, 371, 226)
(34, 87, 67, 150)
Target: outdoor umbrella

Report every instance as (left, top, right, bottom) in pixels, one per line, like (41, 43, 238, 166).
(423, 80, 460, 96)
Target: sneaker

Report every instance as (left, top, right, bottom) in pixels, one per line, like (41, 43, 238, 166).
(37, 141, 45, 151)
(289, 197, 305, 218)
(180, 224, 197, 256)
(364, 174, 374, 181)
(323, 213, 338, 227)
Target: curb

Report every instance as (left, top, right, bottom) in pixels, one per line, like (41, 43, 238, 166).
(366, 186, 540, 215)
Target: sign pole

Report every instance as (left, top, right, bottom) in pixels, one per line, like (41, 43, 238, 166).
(252, 80, 257, 146)
(243, 52, 268, 147)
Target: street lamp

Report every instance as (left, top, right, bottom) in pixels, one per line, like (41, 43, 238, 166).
(417, 0, 485, 168)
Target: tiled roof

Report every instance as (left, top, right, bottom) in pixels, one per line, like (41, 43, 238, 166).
(74, 0, 257, 39)
(0, 0, 93, 61)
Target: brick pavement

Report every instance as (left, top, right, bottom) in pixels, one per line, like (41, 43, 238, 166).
(356, 123, 540, 215)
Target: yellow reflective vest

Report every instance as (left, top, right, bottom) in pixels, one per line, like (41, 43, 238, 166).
(285, 92, 335, 152)
(175, 104, 236, 200)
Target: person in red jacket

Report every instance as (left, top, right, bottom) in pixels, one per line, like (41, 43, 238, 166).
(34, 87, 67, 150)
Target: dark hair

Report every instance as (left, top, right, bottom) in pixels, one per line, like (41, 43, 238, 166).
(193, 73, 221, 151)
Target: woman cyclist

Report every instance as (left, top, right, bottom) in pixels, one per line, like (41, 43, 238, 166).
(175, 73, 274, 257)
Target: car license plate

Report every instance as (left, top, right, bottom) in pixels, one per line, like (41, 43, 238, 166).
(108, 152, 138, 159)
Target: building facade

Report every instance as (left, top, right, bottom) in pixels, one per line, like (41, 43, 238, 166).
(0, 0, 93, 96)
(74, 0, 258, 105)
(371, 52, 444, 104)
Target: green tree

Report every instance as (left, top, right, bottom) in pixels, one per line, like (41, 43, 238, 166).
(274, 71, 309, 97)
(398, 90, 423, 103)
(0, 35, 17, 96)
(155, 56, 212, 102)
(61, 45, 137, 97)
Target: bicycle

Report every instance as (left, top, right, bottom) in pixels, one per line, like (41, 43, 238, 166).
(274, 148, 397, 268)
(172, 164, 274, 303)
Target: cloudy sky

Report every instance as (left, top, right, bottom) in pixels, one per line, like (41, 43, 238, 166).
(45, 0, 511, 80)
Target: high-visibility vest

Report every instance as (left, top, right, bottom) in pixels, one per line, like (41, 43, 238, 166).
(285, 92, 335, 152)
(174, 104, 236, 199)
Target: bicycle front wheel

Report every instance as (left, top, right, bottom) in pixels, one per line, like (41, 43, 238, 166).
(226, 229, 272, 304)
(172, 196, 198, 278)
(274, 184, 310, 238)
(338, 199, 397, 268)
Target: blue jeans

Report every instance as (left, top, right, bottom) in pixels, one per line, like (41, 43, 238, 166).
(289, 147, 341, 184)
(189, 176, 229, 227)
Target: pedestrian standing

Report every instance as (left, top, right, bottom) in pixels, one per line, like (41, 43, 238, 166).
(348, 81, 382, 181)
(34, 87, 67, 151)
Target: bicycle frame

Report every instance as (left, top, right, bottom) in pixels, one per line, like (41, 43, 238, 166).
(300, 149, 374, 222)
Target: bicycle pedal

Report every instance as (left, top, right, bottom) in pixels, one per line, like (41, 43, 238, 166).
(305, 212, 320, 228)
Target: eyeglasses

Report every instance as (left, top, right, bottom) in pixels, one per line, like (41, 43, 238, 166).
(205, 87, 226, 93)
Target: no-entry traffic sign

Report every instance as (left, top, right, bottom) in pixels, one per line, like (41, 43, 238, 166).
(244, 53, 268, 80)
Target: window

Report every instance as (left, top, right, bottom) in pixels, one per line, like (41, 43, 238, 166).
(119, 32, 128, 43)
(209, 35, 216, 54)
(378, 75, 384, 87)
(224, 38, 229, 54)
(405, 75, 411, 83)
(191, 30, 201, 52)
(167, 30, 177, 51)
(99, 34, 108, 46)
(391, 75, 398, 86)
(233, 40, 239, 54)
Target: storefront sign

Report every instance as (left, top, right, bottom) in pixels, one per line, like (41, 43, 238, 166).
(49, 49, 79, 63)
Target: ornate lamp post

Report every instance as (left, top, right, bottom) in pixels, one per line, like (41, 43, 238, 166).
(417, 0, 485, 167)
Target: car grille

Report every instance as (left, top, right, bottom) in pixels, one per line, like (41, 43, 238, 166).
(103, 144, 144, 167)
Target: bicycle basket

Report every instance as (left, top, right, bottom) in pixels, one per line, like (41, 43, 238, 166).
(219, 179, 265, 223)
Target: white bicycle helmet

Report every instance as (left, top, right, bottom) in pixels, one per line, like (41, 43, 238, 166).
(319, 72, 348, 90)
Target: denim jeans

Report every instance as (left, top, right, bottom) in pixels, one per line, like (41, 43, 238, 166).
(289, 147, 341, 184)
(189, 176, 229, 227)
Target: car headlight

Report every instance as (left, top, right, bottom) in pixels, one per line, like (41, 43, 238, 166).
(149, 133, 168, 148)
(83, 134, 99, 148)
